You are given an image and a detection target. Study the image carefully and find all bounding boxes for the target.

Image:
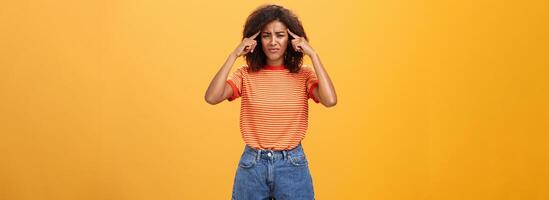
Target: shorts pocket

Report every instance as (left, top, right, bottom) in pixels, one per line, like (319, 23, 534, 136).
(288, 154, 308, 167)
(238, 152, 257, 169)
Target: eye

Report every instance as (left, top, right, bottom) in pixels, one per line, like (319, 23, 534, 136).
(276, 34, 285, 38)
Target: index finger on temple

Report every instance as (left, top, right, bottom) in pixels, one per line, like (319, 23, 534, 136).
(249, 31, 260, 39)
(287, 29, 299, 38)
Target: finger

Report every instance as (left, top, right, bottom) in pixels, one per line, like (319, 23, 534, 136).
(249, 31, 260, 39)
(292, 43, 301, 52)
(248, 40, 256, 52)
(242, 46, 250, 55)
(287, 29, 300, 39)
(292, 40, 301, 51)
(291, 41, 298, 50)
(242, 43, 251, 53)
(246, 40, 254, 53)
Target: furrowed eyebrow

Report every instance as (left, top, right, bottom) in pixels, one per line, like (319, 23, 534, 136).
(262, 31, 286, 34)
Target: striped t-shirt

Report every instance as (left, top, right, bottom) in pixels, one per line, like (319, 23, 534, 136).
(226, 65, 320, 150)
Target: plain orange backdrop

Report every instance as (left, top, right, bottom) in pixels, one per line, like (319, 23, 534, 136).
(1, 0, 548, 199)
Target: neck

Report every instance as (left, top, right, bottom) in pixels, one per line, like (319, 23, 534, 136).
(266, 58, 284, 66)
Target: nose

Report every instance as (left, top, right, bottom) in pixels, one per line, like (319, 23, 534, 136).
(270, 36, 276, 46)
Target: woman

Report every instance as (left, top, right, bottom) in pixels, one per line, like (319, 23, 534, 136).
(204, 4, 337, 200)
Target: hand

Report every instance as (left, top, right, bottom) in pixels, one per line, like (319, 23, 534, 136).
(288, 29, 315, 57)
(232, 31, 260, 57)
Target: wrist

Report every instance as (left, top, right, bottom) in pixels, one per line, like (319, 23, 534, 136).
(229, 52, 239, 59)
(308, 51, 318, 59)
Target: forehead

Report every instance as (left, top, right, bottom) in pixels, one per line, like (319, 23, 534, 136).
(261, 20, 287, 32)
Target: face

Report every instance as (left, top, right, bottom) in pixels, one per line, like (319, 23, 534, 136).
(260, 20, 289, 65)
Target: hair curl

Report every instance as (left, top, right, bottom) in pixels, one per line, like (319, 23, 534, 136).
(242, 4, 308, 73)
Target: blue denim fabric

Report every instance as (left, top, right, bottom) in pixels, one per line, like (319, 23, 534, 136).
(231, 143, 315, 200)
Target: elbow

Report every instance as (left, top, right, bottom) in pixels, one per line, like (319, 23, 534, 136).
(204, 95, 221, 105)
(322, 98, 337, 108)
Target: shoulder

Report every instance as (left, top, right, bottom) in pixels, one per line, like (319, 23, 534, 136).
(234, 65, 250, 73)
(301, 64, 314, 71)
(299, 64, 315, 75)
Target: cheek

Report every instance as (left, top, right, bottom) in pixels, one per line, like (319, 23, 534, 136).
(261, 40, 268, 52)
(261, 38, 269, 46)
(280, 38, 288, 45)
(279, 38, 288, 49)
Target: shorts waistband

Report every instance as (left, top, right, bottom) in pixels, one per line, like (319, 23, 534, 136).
(244, 143, 304, 161)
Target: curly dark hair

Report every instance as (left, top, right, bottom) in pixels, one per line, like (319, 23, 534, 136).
(242, 4, 308, 73)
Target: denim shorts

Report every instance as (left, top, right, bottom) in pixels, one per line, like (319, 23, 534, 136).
(231, 143, 315, 200)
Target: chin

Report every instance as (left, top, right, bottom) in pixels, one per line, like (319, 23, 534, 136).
(266, 54, 283, 62)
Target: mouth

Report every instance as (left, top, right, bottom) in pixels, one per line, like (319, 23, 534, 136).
(267, 48, 280, 53)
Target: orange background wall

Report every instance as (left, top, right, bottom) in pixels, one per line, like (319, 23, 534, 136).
(1, 0, 548, 199)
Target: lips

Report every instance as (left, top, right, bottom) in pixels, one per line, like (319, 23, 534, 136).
(267, 48, 280, 53)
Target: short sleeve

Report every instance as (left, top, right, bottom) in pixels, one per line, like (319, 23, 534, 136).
(226, 66, 245, 101)
(305, 67, 320, 103)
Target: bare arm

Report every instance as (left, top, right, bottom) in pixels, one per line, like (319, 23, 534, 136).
(288, 29, 337, 107)
(310, 53, 337, 107)
(204, 31, 260, 105)
(204, 54, 238, 105)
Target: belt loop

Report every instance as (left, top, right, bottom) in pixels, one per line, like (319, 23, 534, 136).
(256, 149, 261, 161)
(282, 150, 287, 160)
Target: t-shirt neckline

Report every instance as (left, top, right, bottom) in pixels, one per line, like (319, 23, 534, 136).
(264, 65, 286, 70)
